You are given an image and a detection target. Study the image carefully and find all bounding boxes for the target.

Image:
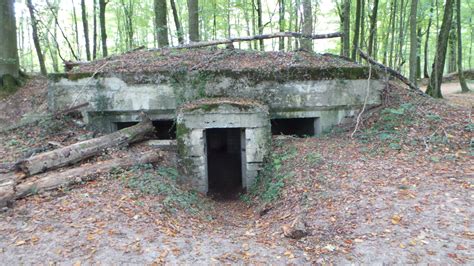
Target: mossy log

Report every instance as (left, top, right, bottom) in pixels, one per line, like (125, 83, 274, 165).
(16, 117, 154, 176)
(15, 150, 161, 199)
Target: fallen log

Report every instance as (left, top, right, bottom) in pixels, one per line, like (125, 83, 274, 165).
(357, 48, 426, 96)
(14, 150, 161, 200)
(167, 31, 342, 50)
(0, 172, 24, 208)
(16, 117, 154, 176)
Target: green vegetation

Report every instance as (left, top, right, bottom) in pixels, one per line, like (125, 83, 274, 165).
(111, 164, 207, 214)
(242, 143, 297, 204)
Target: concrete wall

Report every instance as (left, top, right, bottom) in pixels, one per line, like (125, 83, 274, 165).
(176, 103, 270, 193)
(49, 73, 383, 133)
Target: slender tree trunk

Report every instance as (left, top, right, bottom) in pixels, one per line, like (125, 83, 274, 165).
(342, 0, 351, 57)
(26, 0, 47, 75)
(294, 0, 300, 49)
(154, 0, 169, 47)
(352, 0, 362, 60)
(71, 0, 81, 58)
(426, 0, 454, 98)
(396, 0, 406, 70)
(49, 25, 59, 72)
(383, 0, 394, 64)
(447, 24, 456, 73)
(92, 0, 97, 59)
(99, 0, 108, 57)
(360, 0, 366, 50)
(170, 0, 184, 44)
(256, 0, 263, 50)
(0, 0, 19, 79)
(388, 0, 398, 67)
(301, 0, 313, 51)
(368, 0, 379, 58)
(408, 0, 418, 84)
(456, 0, 470, 92)
(81, 0, 91, 61)
(416, 27, 422, 78)
(423, 1, 433, 78)
(188, 0, 199, 42)
(279, 0, 285, 50)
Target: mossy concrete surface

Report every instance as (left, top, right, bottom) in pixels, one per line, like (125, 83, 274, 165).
(176, 99, 270, 194)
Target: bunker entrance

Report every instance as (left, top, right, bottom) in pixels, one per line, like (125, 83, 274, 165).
(271, 117, 319, 137)
(206, 128, 243, 199)
(115, 120, 176, 139)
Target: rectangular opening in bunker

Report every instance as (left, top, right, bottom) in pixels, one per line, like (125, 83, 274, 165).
(114, 120, 176, 139)
(271, 117, 319, 137)
(206, 128, 243, 197)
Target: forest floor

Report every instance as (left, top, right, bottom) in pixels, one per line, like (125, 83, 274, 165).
(0, 77, 472, 264)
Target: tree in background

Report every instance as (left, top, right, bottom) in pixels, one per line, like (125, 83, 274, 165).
(352, 0, 361, 60)
(170, 0, 184, 45)
(455, 0, 469, 92)
(26, 0, 47, 75)
(0, 0, 20, 90)
(81, 0, 91, 61)
(188, 0, 199, 42)
(99, 0, 108, 57)
(341, 0, 350, 57)
(155, 0, 169, 47)
(408, 0, 418, 85)
(426, 0, 454, 98)
(301, 0, 313, 51)
(278, 0, 285, 50)
(367, 0, 378, 59)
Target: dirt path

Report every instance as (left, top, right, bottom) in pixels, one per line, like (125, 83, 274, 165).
(0, 178, 307, 264)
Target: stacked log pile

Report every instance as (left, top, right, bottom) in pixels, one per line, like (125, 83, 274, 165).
(0, 117, 159, 209)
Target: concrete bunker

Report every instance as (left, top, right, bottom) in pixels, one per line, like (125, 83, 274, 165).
(47, 49, 385, 196)
(176, 98, 270, 195)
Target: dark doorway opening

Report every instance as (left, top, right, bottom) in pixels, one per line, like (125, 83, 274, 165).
(115, 120, 176, 139)
(206, 128, 243, 199)
(271, 117, 319, 137)
(152, 120, 176, 139)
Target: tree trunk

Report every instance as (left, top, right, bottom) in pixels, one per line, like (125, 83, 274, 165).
(0, 172, 23, 208)
(16, 118, 154, 176)
(26, 0, 47, 75)
(352, 0, 362, 60)
(14, 151, 161, 200)
(154, 0, 169, 47)
(447, 24, 456, 73)
(170, 0, 184, 44)
(423, 1, 433, 78)
(92, 0, 97, 59)
(341, 0, 351, 57)
(368, 0, 379, 58)
(256, 0, 264, 50)
(416, 27, 422, 79)
(81, 0, 91, 61)
(426, 0, 454, 98)
(388, 0, 398, 67)
(456, 0, 470, 92)
(396, 0, 406, 70)
(0, 0, 19, 79)
(279, 0, 285, 50)
(71, 0, 81, 59)
(301, 0, 313, 51)
(360, 0, 366, 50)
(99, 0, 108, 57)
(188, 0, 199, 42)
(408, 0, 418, 84)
